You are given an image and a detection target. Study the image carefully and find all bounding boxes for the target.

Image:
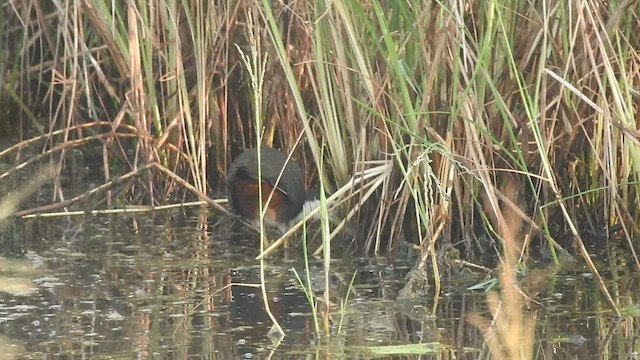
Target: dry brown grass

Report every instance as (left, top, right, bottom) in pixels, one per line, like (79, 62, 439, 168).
(0, 0, 638, 265)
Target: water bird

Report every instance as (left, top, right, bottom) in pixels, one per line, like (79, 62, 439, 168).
(227, 147, 320, 233)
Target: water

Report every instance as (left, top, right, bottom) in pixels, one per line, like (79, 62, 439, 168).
(0, 208, 637, 359)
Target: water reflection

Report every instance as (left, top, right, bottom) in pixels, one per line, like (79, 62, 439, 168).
(0, 209, 635, 358)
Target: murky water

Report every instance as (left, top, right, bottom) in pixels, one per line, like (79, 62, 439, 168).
(0, 208, 638, 359)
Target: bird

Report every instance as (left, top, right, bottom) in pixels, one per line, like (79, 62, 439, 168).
(227, 146, 320, 233)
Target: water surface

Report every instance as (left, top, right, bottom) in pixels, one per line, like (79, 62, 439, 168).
(0, 208, 636, 359)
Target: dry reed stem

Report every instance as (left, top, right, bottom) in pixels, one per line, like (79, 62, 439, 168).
(0, 0, 637, 269)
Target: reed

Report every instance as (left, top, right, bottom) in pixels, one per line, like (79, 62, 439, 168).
(1, 0, 639, 344)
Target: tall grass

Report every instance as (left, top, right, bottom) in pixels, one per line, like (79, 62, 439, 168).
(1, 0, 638, 341)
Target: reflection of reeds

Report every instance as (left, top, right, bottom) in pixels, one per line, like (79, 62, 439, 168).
(0, 253, 40, 298)
(0, 168, 48, 297)
(0, 275, 37, 297)
(0, 335, 25, 360)
(467, 185, 536, 360)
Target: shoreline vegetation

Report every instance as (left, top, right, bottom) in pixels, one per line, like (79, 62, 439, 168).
(1, 0, 638, 355)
